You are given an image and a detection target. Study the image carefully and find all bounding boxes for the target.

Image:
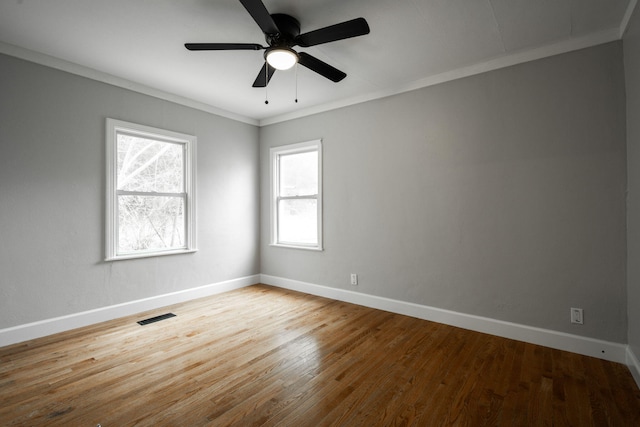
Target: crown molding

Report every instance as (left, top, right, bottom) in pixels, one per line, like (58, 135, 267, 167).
(0, 41, 258, 126)
(260, 28, 620, 126)
(0, 23, 624, 129)
(621, 0, 639, 38)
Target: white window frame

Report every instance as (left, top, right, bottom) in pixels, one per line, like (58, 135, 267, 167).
(270, 139, 323, 251)
(105, 118, 197, 261)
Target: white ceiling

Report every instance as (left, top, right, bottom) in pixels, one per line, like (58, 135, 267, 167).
(0, 0, 634, 125)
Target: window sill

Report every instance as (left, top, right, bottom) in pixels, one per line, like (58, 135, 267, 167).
(105, 248, 197, 262)
(269, 243, 323, 252)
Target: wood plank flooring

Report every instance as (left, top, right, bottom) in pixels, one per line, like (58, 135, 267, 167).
(1, 284, 639, 426)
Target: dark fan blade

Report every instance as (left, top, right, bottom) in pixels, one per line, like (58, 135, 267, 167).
(238, 0, 279, 35)
(252, 62, 276, 87)
(185, 43, 263, 51)
(295, 17, 369, 47)
(298, 52, 346, 82)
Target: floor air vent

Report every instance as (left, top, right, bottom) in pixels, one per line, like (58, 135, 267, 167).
(137, 313, 176, 325)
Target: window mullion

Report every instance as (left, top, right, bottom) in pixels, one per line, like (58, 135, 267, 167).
(277, 194, 318, 201)
(117, 190, 186, 198)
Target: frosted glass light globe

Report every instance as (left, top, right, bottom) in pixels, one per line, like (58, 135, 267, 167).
(266, 48, 298, 70)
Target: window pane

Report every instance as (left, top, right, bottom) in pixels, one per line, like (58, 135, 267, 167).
(117, 134, 184, 193)
(278, 199, 317, 245)
(118, 195, 185, 253)
(279, 151, 317, 197)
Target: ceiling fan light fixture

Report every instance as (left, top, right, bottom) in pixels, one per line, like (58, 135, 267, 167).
(266, 47, 298, 70)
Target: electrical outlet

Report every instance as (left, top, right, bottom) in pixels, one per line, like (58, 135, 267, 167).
(350, 273, 358, 285)
(570, 307, 583, 324)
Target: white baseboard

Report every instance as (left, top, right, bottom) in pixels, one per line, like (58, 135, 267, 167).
(627, 346, 640, 389)
(0, 274, 259, 347)
(4, 273, 636, 379)
(261, 274, 628, 364)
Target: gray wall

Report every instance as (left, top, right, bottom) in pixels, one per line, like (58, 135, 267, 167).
(625, 6, 640, 358)
(260, 42, 627, 342)
(0, 39, 630, 346)
(0, 54, 260, 329)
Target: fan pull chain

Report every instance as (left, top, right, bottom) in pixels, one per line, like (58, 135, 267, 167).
(294, 63, 298, 103)
(264, 61, 269, 105)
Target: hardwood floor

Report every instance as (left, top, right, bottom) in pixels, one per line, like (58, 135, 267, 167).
(1, 284, 639, 426)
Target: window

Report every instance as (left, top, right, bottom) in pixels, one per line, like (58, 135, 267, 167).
(270, 140, 323, 250)
(106, 119, 196, 260)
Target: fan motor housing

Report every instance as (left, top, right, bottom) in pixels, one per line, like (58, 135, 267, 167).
(266, 13, 300, 46)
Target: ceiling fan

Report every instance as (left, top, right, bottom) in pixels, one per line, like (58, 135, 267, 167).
(185, 0, 370, 88)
